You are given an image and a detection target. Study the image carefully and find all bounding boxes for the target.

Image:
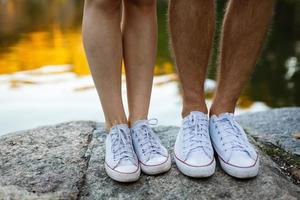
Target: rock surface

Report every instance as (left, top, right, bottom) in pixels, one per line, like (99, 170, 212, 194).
(0, 109, 300, 200)
(80, 126, 300, 200)
(237, 107, 300, 155)
(0, 121, 96, 199)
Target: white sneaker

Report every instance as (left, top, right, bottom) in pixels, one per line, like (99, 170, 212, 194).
(174, 112, 216, 178)
(131, 119, 171, 175)
(210, 113, 259, 178)
(105, 124, 140, 182)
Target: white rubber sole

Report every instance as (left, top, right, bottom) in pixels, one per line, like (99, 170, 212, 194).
(105, 163, 141, 182)
(174, 155, 216, 178)
(219, 156, 260, 178)
(140, 155, 172, 175)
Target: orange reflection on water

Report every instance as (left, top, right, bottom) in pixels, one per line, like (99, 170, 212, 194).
(0, 26, 174, 76)
(0, 26, 90, 75)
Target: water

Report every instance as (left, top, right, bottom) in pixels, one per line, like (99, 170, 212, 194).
(0, 0, 299, 134)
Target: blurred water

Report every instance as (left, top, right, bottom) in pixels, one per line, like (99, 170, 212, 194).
(0, 0, 299, 134)
(0, 66, 268, 135)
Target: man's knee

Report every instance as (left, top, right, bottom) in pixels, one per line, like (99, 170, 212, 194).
(85, 0, 122, 11)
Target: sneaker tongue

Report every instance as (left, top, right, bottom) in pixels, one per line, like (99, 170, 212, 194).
(188, 112, 207, 121)
(183, 111, 207, 124)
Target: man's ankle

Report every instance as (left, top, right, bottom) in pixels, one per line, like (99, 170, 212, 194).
(209, 105, 235, 117)
(182, 105, 208, 118)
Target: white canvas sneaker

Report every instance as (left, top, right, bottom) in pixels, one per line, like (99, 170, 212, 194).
(210, 113, 259, 178)
(174, 111, 216, 178)
(105, 124, 140, 182)
(131, 120, 171, 175)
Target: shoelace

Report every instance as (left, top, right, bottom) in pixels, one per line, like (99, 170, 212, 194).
(110, 125, 135, 163)
(214, 114, 250, 153)
(182, 114, 211, 158)
(132, 119, 164, 161)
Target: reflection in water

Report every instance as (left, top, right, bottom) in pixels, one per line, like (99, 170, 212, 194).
(246, 1, 300, 107)
(0, 30, 89, 75)
(210, 1, 300, 107)
(0, 0, 173, 75)
(0, 65, 269, 135)
(0, 0, 299, 107)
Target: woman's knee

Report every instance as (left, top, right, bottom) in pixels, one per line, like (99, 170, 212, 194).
(85, 0, 122, 11)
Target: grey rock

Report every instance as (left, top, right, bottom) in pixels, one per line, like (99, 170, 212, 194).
(0, 185, 64, 200)
(80, 125, 300, 200)
(237, 107, 300, 155)
(0, 121, 96, 199)
(0, 115, 299, 200)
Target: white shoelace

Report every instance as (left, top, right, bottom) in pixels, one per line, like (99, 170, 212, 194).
(214, 114, 251, 154)
(132, 119, 164, 161)
(110, 125, 135, 163)
(182, 114, 211, 158)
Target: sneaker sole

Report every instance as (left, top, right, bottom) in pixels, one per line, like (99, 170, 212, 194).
(140, 155, 172, 175)
(219, 156, 259, 178)
(105, 162, 141, 182)
(174, 155, 216, 178)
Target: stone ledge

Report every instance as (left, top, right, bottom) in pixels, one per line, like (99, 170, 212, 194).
(0, 109, 300, 200)
(0, 121, 97, 200)
(237, 107, 300, 155)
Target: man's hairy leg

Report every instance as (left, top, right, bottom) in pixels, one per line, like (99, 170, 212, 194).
(169, 0, 215, 117)
(210, 0, 274, 115)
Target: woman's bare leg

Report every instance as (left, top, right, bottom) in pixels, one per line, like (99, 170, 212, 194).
(82, 0, 127, 128)
(122, 0, 157, 125)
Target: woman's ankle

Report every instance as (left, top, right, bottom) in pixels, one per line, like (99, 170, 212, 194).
(105, 118, 128, 129)
(128, 115, 148, 128)
(182, 104, 208, 118)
